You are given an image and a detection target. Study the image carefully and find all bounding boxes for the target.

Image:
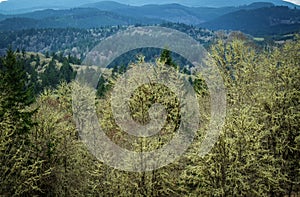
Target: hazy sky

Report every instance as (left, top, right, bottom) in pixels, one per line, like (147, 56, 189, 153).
(284, 0, 300, 4)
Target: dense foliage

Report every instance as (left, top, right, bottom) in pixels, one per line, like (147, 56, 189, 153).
(0, 24, 214, 59)
(0, 36, 299, 196)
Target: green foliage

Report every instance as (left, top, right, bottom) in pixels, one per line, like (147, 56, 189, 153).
(60, 59, 76, 83)
(41, 58, 60, 88)
(0, 49, 34, 115)
(0, 49, 44, 196)
(0, 36, 299, 196)
(0, 24, 213, 60)
(96, 74, 112, 98)
(89, 58, 205, 196)
(159, 48, 178, 70)
(180, 38, 300, 196)
(258, 39, 300, 195)
(31, 82, 94, 196)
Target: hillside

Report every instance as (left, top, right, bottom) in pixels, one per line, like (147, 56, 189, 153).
(202, 6, 300, 35)
(81, 2, 276, 23)
(0, 8, 163, 30)
(0, 23, 214, 59)
(0, 0, 299, 14)
(114, 0, 299, 7)
(0, 33, 300, 196)
(0, 2, 299, 36)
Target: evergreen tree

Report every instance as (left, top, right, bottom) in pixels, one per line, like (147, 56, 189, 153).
(60, 59, 75, 83)
(159, 48, 178, 70)
(259, 39, 300, 196)
(0, 48, 34, 130)
(96, 75, 109, 98)
(41, 58, 60, 88)
(0, 49, 43, 195)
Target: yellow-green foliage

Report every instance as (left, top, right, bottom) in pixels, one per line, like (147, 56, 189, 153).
(180, 38, 300, 196)
(0, 38, 299, 196)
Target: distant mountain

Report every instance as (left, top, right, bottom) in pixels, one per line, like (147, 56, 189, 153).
(81, 1, 132, 10)
(201, 6, 300, 36)
(0, 0, 299, 14)
(81, 2, 276, 24)
(100, 3, 208, 24)
(0, 13, 6, 20)
(0, 17, 38, 30)
(0, 8, 163, 30)
(0, 2, 299, 37)
(120, 0, 299, 7)
(240, 1, 275, 9)
(0, 2, 277, 25)
(112, 0, 299, 7)
(0, 0, 97, 14)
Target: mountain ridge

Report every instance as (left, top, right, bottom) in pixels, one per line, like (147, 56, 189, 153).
(0, 0, 299, 14)
(0, 2, 299, 36)
(202, 5, 300, 35)
(0, 8, 164, 30)
(0, 2, 277, 24)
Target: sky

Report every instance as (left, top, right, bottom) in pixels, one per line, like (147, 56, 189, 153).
(283, 0, 300, 4)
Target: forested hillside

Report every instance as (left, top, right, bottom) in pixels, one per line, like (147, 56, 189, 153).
(0, 23, 215, 58)
(0, 2, 299, 36)
(0, 8, 163, 31)
(0, 0, 298, 14)
(1, 0, 300, 195)
(202, 6, 300, 36)
(0, 33, 299, 196)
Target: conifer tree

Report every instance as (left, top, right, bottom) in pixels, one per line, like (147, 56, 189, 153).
(60, 59, 75, 83)
(0, 49, 43, 195)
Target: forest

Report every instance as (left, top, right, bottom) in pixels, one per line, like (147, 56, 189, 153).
(0, 23, 214, 59)
(0, 32, 299, 197)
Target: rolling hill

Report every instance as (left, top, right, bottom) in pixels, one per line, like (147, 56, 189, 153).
(81, 2, 230, 24)
(81, 1, 297, 25)
(0, 8, 163, 30)
(0, 0, 299, 14)
(0, 1, 280, 26)
(0, 2, 299, 36)
(201, 6, 300, 35)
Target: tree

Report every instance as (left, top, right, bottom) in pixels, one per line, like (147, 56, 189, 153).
(96, 75, 111, 98)
(159, 48, 178, 70)
(259, 38, 300, 196)
(41, 58, 60, 88)
(32, 82, 94, 196)
(89, 56, 198, 196)
(181, 39, 283, 196)
(60, 58, 75, 83)
(0, 48, 34, 134)
(0, 49, 43, 196)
